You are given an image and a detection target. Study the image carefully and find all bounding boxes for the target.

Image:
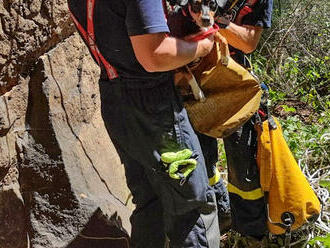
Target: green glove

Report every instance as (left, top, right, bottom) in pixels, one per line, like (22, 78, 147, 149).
(168, 159, 197, 180)
(161, 149, 193, 164)
(161, 149, 197, 181)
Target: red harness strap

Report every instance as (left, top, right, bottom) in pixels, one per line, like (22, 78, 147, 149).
(69, 0, 118, 80)
(234, 0, 259, 25)
(162, 0, 169, 19)
(186, 24, 220, 42)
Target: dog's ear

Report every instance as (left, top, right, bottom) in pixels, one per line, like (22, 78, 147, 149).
(174, 0, 188, 6)
(215, 0, 228, 9)
(168, 0, 188, 7)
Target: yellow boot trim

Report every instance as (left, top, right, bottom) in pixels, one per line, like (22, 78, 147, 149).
(228, 183, 264, 201)
(209, 168, 221, 186)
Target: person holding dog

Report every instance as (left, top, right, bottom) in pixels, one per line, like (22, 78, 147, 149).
(196, 0, 274, 240)
(68, 0, 223, 247)
(182, 0, 273, 238)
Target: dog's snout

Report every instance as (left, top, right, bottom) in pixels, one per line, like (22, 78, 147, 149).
(201, 16, 211, 27)
(201, 5, 211, 27)
(189, 0, 215, 28)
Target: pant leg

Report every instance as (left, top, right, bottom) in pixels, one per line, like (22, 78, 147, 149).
(163, 110, 220, 247)
(119, 149, 220, 248)
(195, 132, 218, 177)
(99, 78, 220, 247)
(119, 152, 166, 248)
(196, 132, 231, 233)
(166, 187, 219, 248)
(223, 117, 267, 238)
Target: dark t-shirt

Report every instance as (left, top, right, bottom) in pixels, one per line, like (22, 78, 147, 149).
(229, 0, 273, 66)
(68, 0, 170, 81)
(241, 0, 273, 28)
(68, 0, 272, 78)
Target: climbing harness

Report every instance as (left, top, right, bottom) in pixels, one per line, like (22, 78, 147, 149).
(68, 0, 118, 80)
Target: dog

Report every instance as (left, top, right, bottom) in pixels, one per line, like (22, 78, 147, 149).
(167, 0, 230, 101)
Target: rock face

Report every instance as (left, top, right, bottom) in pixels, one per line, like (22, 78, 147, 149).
(0, 1, 132, 248)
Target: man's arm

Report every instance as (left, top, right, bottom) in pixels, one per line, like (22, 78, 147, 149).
(130, 33, 214, 72)
(219, 23, 263, 54)
(216, 0, 274, 54)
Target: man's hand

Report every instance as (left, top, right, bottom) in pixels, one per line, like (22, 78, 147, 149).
(215, 16, 231, 29)
(198, 35, 215, 57)
(187, 33, 215, 58)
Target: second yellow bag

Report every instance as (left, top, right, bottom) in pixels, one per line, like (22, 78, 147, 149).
(256, 116, 321, 235)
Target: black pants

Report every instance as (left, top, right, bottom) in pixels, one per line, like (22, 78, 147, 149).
(99, 77, 220, 248)
(223, 116, 267, 238)
(196, 132, 231, 233)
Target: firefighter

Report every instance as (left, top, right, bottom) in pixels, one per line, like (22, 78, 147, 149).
(197, 0, 274, 239)
(67, 0, 221, 247)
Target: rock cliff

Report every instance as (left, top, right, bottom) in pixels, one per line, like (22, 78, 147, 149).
(0, 1, 132, 247)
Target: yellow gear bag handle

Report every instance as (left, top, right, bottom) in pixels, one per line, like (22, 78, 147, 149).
(255, 116, 321, 235)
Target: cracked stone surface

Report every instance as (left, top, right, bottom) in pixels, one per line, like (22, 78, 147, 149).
(0, 0, 75, 95)
(0, 1, 132, 247)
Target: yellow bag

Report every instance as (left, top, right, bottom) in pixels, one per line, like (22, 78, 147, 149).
(178, 42, 262, 138)
(256, 116, 321, 235)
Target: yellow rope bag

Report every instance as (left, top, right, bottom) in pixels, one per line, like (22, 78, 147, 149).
(256, 116, 321, 235)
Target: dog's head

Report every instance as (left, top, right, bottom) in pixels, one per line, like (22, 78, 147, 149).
(169, 0, 228, 28)
(189, 0, 217, 27)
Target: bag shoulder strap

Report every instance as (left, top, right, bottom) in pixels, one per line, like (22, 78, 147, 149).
(234, 0, 258, 24)
(226, 0, 259, 25)
(69, 0, 118, 80)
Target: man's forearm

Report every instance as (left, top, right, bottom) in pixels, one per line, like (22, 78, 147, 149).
(130, 33, 214, 72)
(152, 36, 214, 71)
(219, 23, 263, 54)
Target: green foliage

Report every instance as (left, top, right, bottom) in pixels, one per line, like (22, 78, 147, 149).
(268, 89, 286, 104)
(309, 234, 330, 248)
(251, 0, 330, 171)
(320, 180, 330, 191)
(279, 115, 330, 169)
(252, 0, 330, 113)
(217, 140, 227, 169)
(280, 104, 296, 113)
